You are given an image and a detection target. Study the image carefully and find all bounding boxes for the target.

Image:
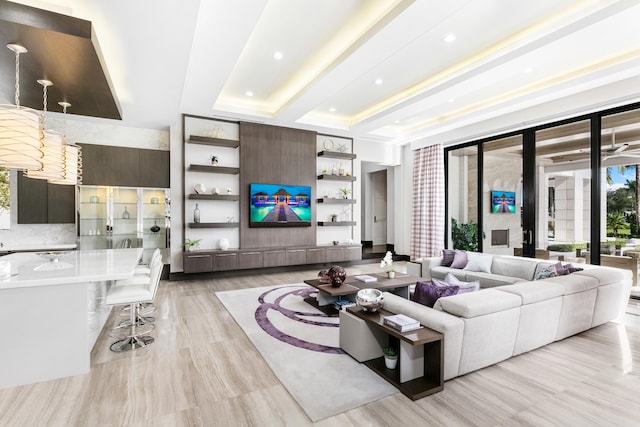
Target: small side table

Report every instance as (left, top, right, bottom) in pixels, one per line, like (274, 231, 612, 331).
(343, 306, 443, 400)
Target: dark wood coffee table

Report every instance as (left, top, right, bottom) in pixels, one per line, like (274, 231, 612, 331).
(303, 273, 420, 314)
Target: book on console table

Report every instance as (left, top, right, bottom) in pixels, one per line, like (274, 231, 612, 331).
(354, 274, 377, 282)
(383, 313, 422, 332)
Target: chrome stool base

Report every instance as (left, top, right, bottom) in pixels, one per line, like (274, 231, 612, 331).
(110, 335, 155, 352)
(116, 315, 156, 328)
(108, 323, 155, 339)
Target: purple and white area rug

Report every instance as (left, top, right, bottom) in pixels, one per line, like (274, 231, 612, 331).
(216, 284, 397, 422)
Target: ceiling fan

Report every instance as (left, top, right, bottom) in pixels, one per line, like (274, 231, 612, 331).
(602, 129, 640, 161)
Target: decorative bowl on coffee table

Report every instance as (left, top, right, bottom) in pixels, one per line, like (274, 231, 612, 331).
(356, 288, 384, 312)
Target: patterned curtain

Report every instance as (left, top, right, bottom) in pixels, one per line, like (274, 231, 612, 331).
(411, 144, 445, 260)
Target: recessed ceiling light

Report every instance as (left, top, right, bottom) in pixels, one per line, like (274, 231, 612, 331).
(394, 120, 400, 124)
(273, 51, 283, 60)
(524, 67, 533, 73)
(329, 107, 336, 112)
(444, 33, 456, 43)
(374, 78, 383, 85)
(448, 98, 455, 103)
(245, 91, 254, 97)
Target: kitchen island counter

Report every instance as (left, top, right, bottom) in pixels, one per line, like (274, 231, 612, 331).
(0, 248, 143, 389)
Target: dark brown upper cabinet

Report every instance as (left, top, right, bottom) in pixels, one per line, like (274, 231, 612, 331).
(80, 144, 169, 188)
(17, 173, 75, 224)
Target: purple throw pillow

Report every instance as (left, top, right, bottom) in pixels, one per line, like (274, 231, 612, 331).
(443, 273, 480, 294)
(412, 280, 460, 308)
(564, 263, 583, 273)
(441, 249, 455, 267)
(449, 250, 468, 269)
(554, 261, 569, 276)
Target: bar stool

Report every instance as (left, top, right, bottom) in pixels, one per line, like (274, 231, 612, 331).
(106, 253, 163, 352)
(119, 249, 161, 317)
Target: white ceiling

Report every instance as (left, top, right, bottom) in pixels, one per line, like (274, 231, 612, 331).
(7, 0, 640, 147)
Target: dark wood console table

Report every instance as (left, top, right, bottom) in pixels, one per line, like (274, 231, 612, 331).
(345, 306, 443, 400)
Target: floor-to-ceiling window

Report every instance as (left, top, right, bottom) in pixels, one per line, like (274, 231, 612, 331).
(445, 101, 640, 269)
(535, 120, 591, 257)
(601, 107, 640, 253)
(482, 136, 523, 255)
(446, 145, 478, 251)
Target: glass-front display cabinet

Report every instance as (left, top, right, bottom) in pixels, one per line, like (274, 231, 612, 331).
(78, 185, 170, 260)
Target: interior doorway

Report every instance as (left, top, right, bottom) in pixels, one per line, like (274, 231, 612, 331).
(372, 170, 387, 252)
(361, 162, 393, 259)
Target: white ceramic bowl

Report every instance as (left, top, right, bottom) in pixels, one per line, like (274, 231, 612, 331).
(194, 183, 207, 194)
(356, 288, 384, 312)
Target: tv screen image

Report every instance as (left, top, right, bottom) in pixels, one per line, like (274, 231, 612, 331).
(491, 190, 516, 213)
(250, 183, 312, 227)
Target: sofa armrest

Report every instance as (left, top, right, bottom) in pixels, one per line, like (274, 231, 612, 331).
(420, 256, 442, 280)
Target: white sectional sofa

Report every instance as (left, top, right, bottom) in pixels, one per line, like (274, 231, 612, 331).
(341, 253, 632, 381)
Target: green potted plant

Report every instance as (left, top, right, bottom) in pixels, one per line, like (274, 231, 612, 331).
(183, 238, 202, 252)
(338, 188, 351, 199)
(383, 346, 398, 369)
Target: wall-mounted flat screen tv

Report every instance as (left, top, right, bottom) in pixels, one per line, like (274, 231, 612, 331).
(491, 190, 516, 213)
(250, 183, 312, 227)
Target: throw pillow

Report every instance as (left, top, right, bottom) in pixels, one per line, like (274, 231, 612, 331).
(564, 263, 584, 273)
(463, 252, 493, 273)
(444, 272, 480, 294)
(535, 265, 558, 280)
(441, 249, 456, 267)
(449, 250, 468, 269)
(412, 279, 460, 308)
(554, 261, 569, 276)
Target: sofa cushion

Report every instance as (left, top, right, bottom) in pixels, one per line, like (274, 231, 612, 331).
(444, 273, 480, 294)
(491, 256, 540, 281)
(463, 252, 493, 273)
(441, 249, 455, 267)
(494, 281, 564, 305)
(412, 280, 459, 308)
(463, 271, 523, 288)
(433, 289, 522, 318)
(450, 250, 468, 269)
(543, 273, 600, 295)
(430, 266, 466, 281)
(573, 265, 630, 286)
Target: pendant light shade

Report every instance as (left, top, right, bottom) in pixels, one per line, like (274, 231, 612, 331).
(25, 79, 65, 180)
(48, 102, 82, 185)
(0, 44, 43, 170)
(49, 143, 81, 185)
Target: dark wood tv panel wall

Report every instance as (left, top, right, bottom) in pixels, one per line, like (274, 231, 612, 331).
(182, 116, 361, 274)
(239, 122, 317, 248)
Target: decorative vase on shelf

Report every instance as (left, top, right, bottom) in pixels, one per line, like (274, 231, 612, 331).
(194, 204, 201, 223)
(219, 238, 230, 251)
(122, 206, 130, 219)
(388, 271, 395, 279)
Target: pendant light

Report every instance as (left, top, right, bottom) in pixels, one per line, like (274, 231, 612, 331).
(0, 44, 43, 169)
(49, 102, 82, 185)
(24, 79, 65, 180)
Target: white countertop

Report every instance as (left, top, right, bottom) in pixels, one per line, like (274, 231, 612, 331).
(0, 248, 143, 289)
(0, 243, 77, 252)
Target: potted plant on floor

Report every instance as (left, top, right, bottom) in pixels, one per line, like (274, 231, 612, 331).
(383, 347, 398, 369)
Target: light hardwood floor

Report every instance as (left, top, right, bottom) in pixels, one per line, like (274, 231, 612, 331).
(1, 261, 639, 426)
